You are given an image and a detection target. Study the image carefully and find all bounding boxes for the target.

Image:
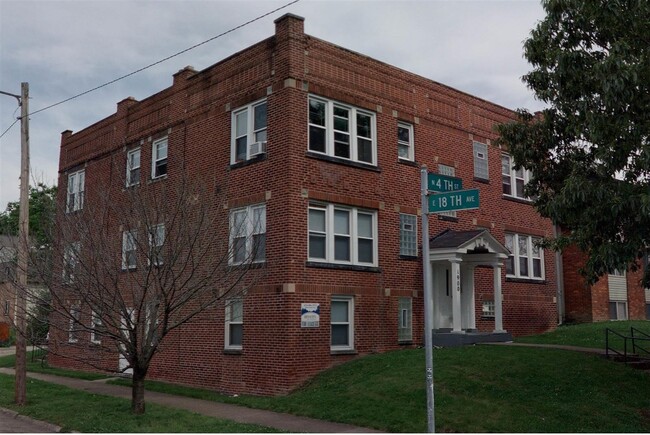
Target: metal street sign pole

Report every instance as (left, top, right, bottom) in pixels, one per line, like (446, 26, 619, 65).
(420, 166, 435, 433)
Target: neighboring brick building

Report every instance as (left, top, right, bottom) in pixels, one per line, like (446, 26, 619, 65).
(50, 14, 562, 395)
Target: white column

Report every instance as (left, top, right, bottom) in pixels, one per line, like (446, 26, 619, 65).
(450, 259, 463, 333)
(467, 265, 476, 330)
(493, 262, 505, 333)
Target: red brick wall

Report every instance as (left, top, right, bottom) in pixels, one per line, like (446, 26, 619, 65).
(51, 14, 559, 395)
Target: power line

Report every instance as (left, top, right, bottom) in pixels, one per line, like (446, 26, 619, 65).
(0, 119, 19, 141)
(29, 0, 301, 117)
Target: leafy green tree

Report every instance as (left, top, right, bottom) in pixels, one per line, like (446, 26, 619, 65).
(0, 183, 56, 247)
(497, 0, 650, 285)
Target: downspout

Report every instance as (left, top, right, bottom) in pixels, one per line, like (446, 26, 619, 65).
(553, 224, 564, 325)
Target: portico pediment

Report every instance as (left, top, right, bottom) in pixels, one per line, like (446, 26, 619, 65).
(429, 229, 509, 263)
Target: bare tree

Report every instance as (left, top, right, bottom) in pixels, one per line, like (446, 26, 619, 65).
(18, 172, 264, 414)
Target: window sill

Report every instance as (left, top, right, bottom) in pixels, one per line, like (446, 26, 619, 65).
(505, 277, 546, 285)
(397, 158, 419, 168)
(502, 195, 533, 205)
(306, 151, 381, 172)
(148, 174, 168, 184)
(330, 349, 358, 356)
(228, 262, 266, 271)
(438, 215, 458, 222)
(223, 348, 242, 355)
(399, 255, 419, 261)
(481, 316, 495, 320)
(398, 340, 413, 346)
(474, 177, 490, 184)
(306, 261, 381, 273)
(230, 153, 267, 169)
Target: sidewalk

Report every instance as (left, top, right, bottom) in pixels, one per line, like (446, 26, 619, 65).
(485, 341, 608, 355)
(0, 407, 61, 433)
(0, 367, 380, 433)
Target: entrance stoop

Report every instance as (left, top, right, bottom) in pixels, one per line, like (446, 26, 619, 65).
(432, 330, 513, 347)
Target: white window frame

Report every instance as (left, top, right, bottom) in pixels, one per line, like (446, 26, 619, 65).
(3, 300, 9, 316)
(126, 147, 141, 187)
(151, 137, 168, 179)
(230, 99, 268, 164)
(505, 233, 544, 280)
(609, 301, 628, 320)
(229, 204, 266, 265)
(398, 297, 412, 342)
(68, 305, 81, 343)
(308, 204, 378, 267)
(502, 154, 532, 199)
(62, 242, 80, 284)
(482, 300, 495, 318)
(330, 296, 354, 351)
(224, 298, 243, 350)
(308, 95, 377, 166)
(90, 310, 103, 344)
(66, 169, 85, 213)
(122, 230, 137, 270)
(473, 141, 489, 180)
(399, 213, 417, 257)
(397, 122, 414, 161)
(148, 224, 165, 266)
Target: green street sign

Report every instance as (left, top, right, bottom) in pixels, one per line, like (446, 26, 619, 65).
(428, 173, 463, 192)
(428, 189, 480, 213)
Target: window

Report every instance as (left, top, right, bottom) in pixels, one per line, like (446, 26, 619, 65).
(69, 305, 81, 343)
(231, 99, 267, 164)
(3, 300, 9, 316)
(66, 170, 85, 212)
(398, 297, 412, 342)
(308, 96, 376, 165)
(397, 122, 414, 161)
(63, 242, 80, 284)
(400, 214, 417, 257)
(151, 137, 168, 179)
(473, 142, 489, 180)
(482, 300, 495, 318)
(90, 311, 104, 344)
(609, 301, 628, 320)
(502, 154, 532, 199)
(331, 296, 354, 350)
(225, 298, 243, 349)
(229, 204, 266, 265)
(438, 164, 457, 218)
(148, 224, 165, 266)
(505, 233, 544, 279)
(308, 204, 377, 266)
(126, 148, 141, 187)
(122, 230, 137, 270)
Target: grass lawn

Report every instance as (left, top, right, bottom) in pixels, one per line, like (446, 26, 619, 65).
(0, 350, 109, 380)
(0, 374, 277, 432)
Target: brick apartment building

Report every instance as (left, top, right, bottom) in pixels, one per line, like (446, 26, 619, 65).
(50, 14, 567, 395)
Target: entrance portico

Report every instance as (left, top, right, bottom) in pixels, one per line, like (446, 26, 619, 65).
(426, 229, 512, 345)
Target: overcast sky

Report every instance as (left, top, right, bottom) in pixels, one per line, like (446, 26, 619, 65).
(0, 0, 546, 209)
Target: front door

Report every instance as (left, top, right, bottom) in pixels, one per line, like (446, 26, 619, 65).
(432, 264, 453, 329)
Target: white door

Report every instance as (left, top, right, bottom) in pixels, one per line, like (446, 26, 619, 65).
(433, 264, 453, 329)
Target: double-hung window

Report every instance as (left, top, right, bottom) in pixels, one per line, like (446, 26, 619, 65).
(122, 230, 137, 270)
(151, 137, 168, 179)
(502, 154, 532, 199)
(68, 305, 81, 343)
(308, 96, 376, 165)
(126, 148, 141, 187)
(231, 99, 267, 164)
(308, 204, 377, 266)
(225, 298, 243, 350)
(90, 311, 104, 344)
(148, 224, 165, 266)
(399, 214, 417, 257)
(3, 300, 9, 316)
(229, 204, 266, 265)
(473, 141, 489, 180)
(397, 122, 414, 161)
(67, 170, 85, 212)
(63, 242, 80, 284)
(331, 296, 354, 350)
(505, 233, 544, 280)
(398, 297, 412, 342)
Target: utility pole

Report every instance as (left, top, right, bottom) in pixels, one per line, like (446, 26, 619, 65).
(0, 83, 29, 406)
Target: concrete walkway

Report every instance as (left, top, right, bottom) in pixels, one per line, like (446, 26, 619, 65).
(0, 367, 380, 433)
(486, 341, 608, 355)
(0, 407, 61, 433)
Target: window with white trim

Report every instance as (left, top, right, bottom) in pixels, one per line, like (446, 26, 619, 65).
(62, 242, 80, 284)
(473, 141, 489, 180)
(502, 154, 532, 199)
(308, 96, 376, 165)
(151, 137, 168, 179)
(90, 310, 104, 344)
(397, 122, 414, 161)
(229, 204, 266, 265)
(231, 99, 267, 164)
(148, 224, 165, 266)
(331, 296, 354, 350)
(482, 300, 495, 318)
(398, 297, 412, 342)
(505, 233, 544, 279)
(308, 204, 377, 266)
(126, 148, 141, 187)
(225, 298, 243, 349)
(609, 301, 628, 320)
(438, 164, 457, 218)
(122, 230, 137, 270)
(69, 305, 81, 343)
(67, 170, 85, 212)
(399, 214, 417, 257)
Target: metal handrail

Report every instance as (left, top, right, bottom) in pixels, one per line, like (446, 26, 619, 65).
(630, 327, 650, 357)
(605, 328, 628, 363)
